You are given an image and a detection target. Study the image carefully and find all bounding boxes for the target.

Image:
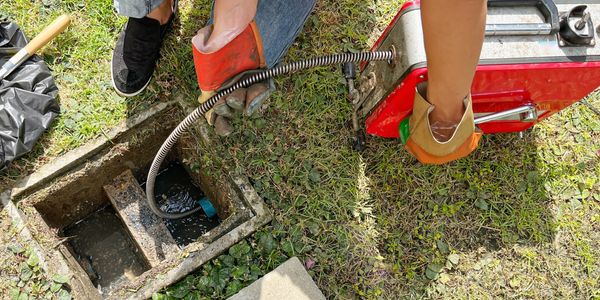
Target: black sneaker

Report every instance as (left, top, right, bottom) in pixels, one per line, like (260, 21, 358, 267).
(111, 9, 176, 97)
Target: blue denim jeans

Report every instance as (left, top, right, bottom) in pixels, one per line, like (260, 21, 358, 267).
(114, 0, 316, 67)
(114, 0, 165, 19)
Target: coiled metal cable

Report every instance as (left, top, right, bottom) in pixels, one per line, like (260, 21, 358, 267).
(146, 51, 394, 219)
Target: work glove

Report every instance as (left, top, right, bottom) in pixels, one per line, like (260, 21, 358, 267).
(192, 0, 316, 136)
(210, 78, 276, 135)
(404, 86, 482, 164)
(193, 18, 275, 136)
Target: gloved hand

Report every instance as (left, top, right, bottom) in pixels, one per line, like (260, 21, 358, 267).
(192, 0, 315, 136)
(192, 0, 269, 136)
(404, 86, 482, 164)
(210, 78, 275, 135)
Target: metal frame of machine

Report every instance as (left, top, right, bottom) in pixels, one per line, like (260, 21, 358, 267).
(358, 0, 600, 138)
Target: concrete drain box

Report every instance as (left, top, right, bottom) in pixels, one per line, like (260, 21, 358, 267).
(4, 102, 271, 299)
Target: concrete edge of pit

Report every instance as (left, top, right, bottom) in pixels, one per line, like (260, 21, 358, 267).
(1, 191, 100, 300)
(9, 101, 175, 200)
(113, 100, 274, 299)
(4, 99, 273, 299)
(1, 191, 52, 272)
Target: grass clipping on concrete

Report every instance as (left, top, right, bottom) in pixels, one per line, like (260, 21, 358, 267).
(1, 0, 599, 299)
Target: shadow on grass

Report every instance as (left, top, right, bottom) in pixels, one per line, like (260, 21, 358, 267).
(133, 0, 559, 298)
(359, 129, 556, 296)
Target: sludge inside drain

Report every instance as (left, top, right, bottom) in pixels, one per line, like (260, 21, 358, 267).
(62, 206, 149, 292)
(142, 161, 221, 247)
(62, 161, 221, 293)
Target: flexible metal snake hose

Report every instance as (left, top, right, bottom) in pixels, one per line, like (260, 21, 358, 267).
(146, 51, 394, 219)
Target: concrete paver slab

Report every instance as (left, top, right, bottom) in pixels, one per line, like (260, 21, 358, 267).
(228, 257, 326, 300)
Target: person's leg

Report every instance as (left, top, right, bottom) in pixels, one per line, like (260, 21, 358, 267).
(421, 0, 487, 140)
(200, 0, 258, 53)
(113, 0, 171, 20)
(193, 0, 316, 136)
(111, 0, 177, 97)
(147, 0, 174, 25)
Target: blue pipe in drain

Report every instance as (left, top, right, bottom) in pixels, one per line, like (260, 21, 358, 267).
(199, 197, 217, 219)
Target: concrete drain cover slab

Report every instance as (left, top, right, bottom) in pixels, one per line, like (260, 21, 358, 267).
(103, 169, 180, 267)
(228, 257, 326, 300)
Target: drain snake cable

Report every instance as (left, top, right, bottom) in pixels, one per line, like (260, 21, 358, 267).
(146, 51, 394, 219)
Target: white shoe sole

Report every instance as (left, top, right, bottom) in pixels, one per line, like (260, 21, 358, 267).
(110, 54, 152, 98)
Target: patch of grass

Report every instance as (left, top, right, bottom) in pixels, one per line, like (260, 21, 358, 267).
(2, 0, 600, 299)
(0, 211, 72, 300)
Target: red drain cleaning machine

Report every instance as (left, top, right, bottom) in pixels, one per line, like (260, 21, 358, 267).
(146, 0, 600, 218)
(354, 0, 600, 147)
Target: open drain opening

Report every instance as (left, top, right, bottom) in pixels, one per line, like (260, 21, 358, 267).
(61, 205, 150, 292)
(60, 160, 221, 293)
(16, 104, 263, 298)
(142, 161, 221, 247)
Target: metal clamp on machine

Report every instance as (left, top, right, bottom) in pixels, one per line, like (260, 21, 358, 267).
(559, 5, 596, 46)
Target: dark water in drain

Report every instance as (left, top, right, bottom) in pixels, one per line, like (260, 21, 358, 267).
(62, 206, 149, 293)
(144, 161, 220, 247)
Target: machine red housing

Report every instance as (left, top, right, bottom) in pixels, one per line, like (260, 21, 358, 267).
(360, 0, 600, 138)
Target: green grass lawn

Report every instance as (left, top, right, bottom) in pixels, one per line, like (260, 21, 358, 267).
(1, 0, 599, 299)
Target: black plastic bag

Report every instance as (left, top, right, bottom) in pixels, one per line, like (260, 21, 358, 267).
(0, 21, 60, 170)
